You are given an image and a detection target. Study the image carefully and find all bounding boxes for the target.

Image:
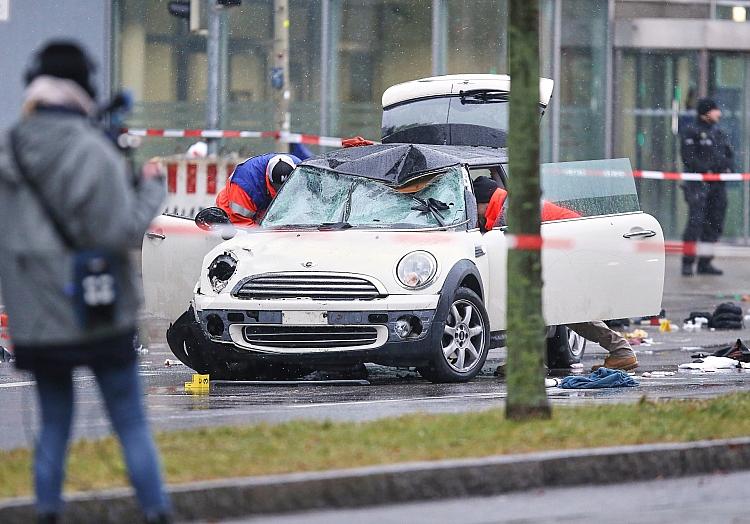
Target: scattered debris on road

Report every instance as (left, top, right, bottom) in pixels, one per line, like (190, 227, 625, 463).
(712, 338, 750, 362)
(560, 368, 639, 389)
(679, 356, 750, 372)
(641, 371, 676, 378)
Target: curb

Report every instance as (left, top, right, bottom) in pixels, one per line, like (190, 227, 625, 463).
(2, 437, 750, 523)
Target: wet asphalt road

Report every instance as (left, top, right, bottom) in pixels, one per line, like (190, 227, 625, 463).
(1, 255, 750, 450)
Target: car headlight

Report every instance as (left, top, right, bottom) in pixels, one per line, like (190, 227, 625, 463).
(397, 251, 437, 289)
(207, 252, 237, 293)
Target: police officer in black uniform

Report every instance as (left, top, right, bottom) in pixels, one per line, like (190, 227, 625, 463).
(679, 98, 734, 276)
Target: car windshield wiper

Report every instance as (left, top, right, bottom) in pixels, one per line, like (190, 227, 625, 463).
(458, 89, 509, 104)
(318, 221, 353, 231)
(262, 224, 318, 230)
(411, 196, 449, 227)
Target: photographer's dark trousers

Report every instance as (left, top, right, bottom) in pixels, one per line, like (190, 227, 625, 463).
(31, 358, 171, 516)
(681, 181, 727, 266)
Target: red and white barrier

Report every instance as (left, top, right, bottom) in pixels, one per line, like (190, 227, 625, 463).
(0, 310, 11, 354)
(161, 158, 238, 218)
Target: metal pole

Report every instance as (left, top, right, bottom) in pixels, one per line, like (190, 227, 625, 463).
(698, 49, 709, 99)
(604, 0, 615, 159)
(219, 5, 229, 141)
(320, 0, 330, 136)
(206, 0, 224, 156)
(550, 0, 561, 162)
(744, 57, 750, 244)
(743, 180, 750, 245)
(431, 0, 447, 76)
(328, 1, 341, 136)
(274, 0, 291, 150)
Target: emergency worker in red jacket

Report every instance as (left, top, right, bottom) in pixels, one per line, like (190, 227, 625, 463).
(472, 176, 638, 371)
(216, 153, 301, 226)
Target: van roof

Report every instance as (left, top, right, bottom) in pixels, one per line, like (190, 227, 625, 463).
(382, 74, 554, 109)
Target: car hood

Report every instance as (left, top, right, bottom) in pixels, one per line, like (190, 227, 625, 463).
(200, 229, 477, 296)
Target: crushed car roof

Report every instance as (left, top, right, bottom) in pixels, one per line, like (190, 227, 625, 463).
(302, 143, 507, 186)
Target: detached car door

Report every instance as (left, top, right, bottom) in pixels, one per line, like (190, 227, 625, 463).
(539, 159, 664, 325)
(142, 214, 225, 321)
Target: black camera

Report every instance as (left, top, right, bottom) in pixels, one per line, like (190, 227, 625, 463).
(98, 90, 140, 151)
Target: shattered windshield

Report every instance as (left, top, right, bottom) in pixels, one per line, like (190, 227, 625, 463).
(261, 166, 466, 230)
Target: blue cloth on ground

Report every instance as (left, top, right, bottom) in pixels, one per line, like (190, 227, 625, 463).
(560, 367, 638, 389)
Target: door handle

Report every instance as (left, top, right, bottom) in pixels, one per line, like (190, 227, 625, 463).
(623, 229, 656, 239)
(145, 231, 166, 240)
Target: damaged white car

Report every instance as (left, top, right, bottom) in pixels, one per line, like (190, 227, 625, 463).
(143, 144, 664, 383)
(142, 74, 665, 383)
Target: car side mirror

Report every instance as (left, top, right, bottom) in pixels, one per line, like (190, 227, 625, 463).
(195, 207, 230, 230)
(195, 207, 236, 239)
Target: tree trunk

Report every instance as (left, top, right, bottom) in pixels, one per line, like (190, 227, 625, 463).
(505, 0, 550, 420)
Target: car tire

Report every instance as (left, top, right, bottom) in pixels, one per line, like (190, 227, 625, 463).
(546, 325, 586, 369)
(418, 287, 491, 383)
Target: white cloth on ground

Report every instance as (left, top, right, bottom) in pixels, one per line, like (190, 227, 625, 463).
(678, 356, 745, 371)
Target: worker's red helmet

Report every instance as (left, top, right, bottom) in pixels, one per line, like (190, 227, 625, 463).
(266, 155, 297, 191)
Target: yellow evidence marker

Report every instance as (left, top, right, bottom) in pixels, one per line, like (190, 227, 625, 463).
(185, 373, 210, 394)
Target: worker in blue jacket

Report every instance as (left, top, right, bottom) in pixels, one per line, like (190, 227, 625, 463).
(216, 153, 300, 225)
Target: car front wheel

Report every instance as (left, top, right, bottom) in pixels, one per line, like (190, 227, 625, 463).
(418, 287, 490, 383)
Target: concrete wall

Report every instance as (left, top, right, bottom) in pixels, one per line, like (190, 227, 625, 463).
(0, 0, 110, 131)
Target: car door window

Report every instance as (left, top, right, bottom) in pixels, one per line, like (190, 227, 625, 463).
(469, 166, 506, 189)
(540, 158, 639, 218)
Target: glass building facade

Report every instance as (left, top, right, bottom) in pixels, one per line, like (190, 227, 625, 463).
(113, 0, 750, 241)
(114, 0, 610, 160)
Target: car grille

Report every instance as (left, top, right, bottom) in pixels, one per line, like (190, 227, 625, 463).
(242, 325, 380, 349)
(233, 273, 382, 300)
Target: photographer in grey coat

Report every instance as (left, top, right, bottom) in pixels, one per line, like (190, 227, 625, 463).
(0, 42, 171, 523)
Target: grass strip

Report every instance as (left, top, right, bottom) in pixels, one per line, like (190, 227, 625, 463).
(2, 392, 750, 500)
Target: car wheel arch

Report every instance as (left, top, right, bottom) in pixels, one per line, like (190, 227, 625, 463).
(436, 259, 485, 318)
(459, 273, 482, 301)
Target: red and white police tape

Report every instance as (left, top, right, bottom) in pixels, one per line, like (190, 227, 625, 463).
(124, 128, 355, 148)
(633, 170, 750, 182)
(127, 128, 750, 182)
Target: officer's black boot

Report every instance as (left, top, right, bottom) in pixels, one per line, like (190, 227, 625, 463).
(697, 257, 723, 275)
(681, 257, 694, 276)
